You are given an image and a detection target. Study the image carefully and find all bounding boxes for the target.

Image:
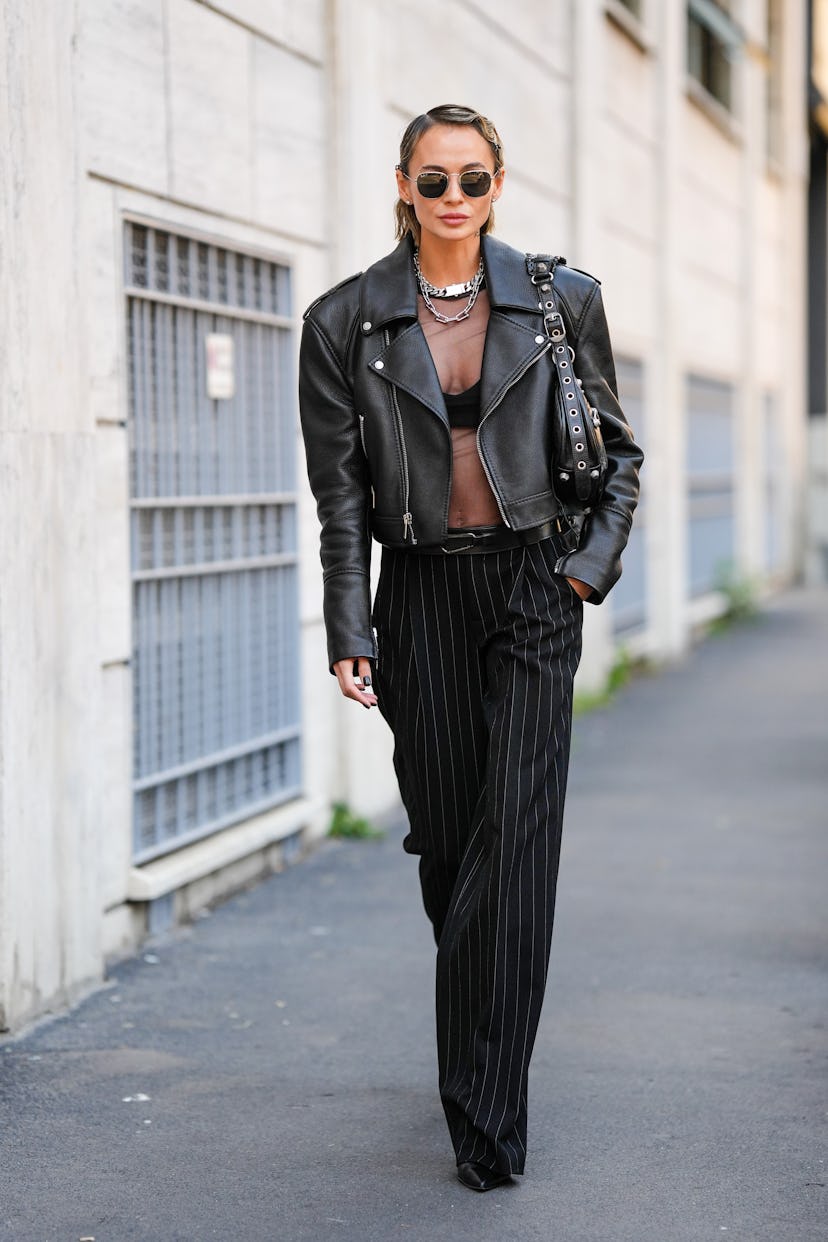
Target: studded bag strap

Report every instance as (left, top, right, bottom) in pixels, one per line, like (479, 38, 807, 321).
(526, 253, 602, 504)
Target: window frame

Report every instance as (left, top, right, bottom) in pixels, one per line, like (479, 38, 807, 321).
(605, 0, 651, 53)
(686, 0, 745, 124)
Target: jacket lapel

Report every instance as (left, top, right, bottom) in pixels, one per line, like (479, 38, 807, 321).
(361, 233, 549, 423)
(479, 234, 551, 416)
(479, 311, 550, 420)
(367, 322, 447, 424)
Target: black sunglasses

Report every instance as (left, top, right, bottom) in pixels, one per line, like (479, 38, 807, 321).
(397, 167, 493, 199)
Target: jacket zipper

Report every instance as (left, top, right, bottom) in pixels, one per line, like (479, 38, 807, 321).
(475, 341, 552, 529)
(384, 329, 417, 544)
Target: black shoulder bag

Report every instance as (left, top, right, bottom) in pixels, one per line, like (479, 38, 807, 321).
(526, 254, 607, 510)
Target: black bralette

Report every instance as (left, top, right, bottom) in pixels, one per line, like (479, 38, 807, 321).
(443, 379, 482, 429)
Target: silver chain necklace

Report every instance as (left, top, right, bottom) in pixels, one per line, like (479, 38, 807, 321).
(413, 250, 485, 324)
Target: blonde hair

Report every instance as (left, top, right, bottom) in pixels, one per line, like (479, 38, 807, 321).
(394, 104, 504, 243)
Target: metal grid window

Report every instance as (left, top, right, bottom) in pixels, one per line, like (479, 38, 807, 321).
(125, 221, 301, 864)
(686, 374, 735, 597)
(611, 358, 648, 635)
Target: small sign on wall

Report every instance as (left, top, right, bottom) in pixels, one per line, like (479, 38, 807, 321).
(205, 333, 235, 399)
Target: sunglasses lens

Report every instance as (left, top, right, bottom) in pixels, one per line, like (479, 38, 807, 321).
(416, 173, 448, 198)
(459, 171, 492, 196)
(412, 171, 493, 198)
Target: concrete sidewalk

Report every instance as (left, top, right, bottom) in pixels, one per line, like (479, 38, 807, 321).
(1, 590, 826, 1242)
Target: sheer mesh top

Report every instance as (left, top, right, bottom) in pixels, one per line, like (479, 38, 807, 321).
(416, 288, 502, 530)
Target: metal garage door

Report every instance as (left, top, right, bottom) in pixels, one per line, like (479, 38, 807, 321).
(125, 220, 301, 864)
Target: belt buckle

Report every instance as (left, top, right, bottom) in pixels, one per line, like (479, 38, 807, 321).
(440, 529, 494, 555)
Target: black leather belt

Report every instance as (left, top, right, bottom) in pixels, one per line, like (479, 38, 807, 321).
(409, 520, 562, 556)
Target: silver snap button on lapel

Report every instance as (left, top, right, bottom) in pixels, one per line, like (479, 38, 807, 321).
(374, 360, 384, 370)
(362, 321, 372, 331)
(535, 335, 545, 344)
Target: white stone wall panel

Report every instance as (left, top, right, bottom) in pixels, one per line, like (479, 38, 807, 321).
(98, 663, 134, 910)
(0, 431, 102, 1026)
(599, 236, 658, 343)
(167, 0, 252, 214)
(605, 26, 658, 143)
(683, 99, 745, 210)
(203, 0, 326, 62)
(602, 118, 658, 244)
(96, 425, 131, 665)
(453, 0, 571, 73)
(252, 41, 327, 241)
(80, 0, 168, 194)
(679, 176, 745, 294)
(679, 267, 743, 379)
(85, 180, 125, 424)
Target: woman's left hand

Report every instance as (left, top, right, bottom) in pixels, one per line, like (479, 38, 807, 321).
(566, 576, 593, 601)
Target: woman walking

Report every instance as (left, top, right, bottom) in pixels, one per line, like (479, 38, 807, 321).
(299, 104, 642, 1191)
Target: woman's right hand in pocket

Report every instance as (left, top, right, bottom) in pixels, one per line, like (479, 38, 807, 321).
(332, 657, 378, 709)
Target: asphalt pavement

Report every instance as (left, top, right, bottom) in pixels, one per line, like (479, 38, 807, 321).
(1, 589, 826, 1242)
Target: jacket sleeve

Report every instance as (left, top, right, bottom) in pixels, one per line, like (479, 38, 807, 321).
(555, 284, 644, 603)
(298, 313, 376, 670)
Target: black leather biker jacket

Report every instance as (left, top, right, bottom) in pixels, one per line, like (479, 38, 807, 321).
(299, 233, 643, 669)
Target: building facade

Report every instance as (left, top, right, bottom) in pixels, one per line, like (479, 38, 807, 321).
(0, 0, 810, 1033)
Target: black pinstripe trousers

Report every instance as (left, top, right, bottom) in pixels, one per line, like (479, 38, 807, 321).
(372, 537, 583, 1175)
